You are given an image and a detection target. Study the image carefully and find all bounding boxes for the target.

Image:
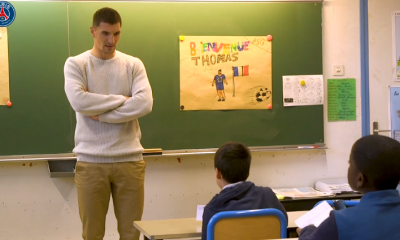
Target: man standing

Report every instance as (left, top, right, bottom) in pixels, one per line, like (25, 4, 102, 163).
(64, 7, 153, 240)
(212, 69, 228, 101)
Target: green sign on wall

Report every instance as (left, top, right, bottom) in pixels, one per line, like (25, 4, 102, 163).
(328, 79, 356, 121)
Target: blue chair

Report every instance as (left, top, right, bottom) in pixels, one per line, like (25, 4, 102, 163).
(314, 200, 360, 209)
(206, 208, 287, 240)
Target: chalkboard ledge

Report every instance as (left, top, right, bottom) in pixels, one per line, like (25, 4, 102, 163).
(0, 144, 327, 162)
(160, 144, 327, 157)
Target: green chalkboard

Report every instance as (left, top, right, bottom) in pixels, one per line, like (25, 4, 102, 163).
(0, 2, 72, 156)
(0, 1, 323, 156)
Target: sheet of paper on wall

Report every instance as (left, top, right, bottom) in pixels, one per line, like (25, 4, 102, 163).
(393, 12, 400, 81)
(0, 27, 10, 105)
(394, 131, 400, 143)
(179, 36, 272, 111)
(196, 205, 205, 221)
(327, 79, 356, 121)
(282, 75, 323, 107)
(389, 86, 400, 141)
(295, 200, 333, 228)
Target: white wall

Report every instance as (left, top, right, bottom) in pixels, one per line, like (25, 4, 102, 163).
(0, 0, 364, 239)
(322, 0, 362, 179)
(368, 0, 400, 135)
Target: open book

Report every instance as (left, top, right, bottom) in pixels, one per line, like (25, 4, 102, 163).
(295, 200, 333, 228)
(272, 187, 334, 199)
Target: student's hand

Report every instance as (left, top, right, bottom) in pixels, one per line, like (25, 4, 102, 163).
(89, 116, 99, 121)
(124, 96, 130, 100)
(296, 228, 303, 236)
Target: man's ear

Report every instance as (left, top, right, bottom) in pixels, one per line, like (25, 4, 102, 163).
(90, 26, 95, 37)
(356, 173, 366, 188)
(215, 168, 223, 180)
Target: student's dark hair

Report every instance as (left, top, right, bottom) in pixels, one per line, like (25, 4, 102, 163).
(218, 69, 221, 72)
(351, 135, 400, 190)
(214, 142, 251, 183)
(93, 7, 122, 27)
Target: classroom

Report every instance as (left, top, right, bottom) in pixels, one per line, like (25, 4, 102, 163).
(0, 0, 399, 239)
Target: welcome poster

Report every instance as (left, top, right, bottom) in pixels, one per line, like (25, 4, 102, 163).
(179, 36, 272, 110)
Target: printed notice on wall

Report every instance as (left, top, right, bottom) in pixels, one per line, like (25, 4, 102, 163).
(0, 27, 10, 105)
(327, 79, 356, 121)
(394, 12, 400, 81)
(282, 75, 324, 107)
(389, 86, 400, 141)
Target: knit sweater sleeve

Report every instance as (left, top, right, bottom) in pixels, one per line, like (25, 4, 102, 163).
(64, 57, 127, 116)
(98, 59, 153, 124)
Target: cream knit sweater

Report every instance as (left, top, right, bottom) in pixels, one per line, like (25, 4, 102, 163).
(64, 50, 153, 162)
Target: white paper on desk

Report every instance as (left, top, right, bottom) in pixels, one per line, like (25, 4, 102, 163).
(196, 205, 205, 221)
(295, 201, 333, 228)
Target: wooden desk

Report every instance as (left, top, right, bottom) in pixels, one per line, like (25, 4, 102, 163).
(280, 193, 363, 211)
(266, 238, 298, 240)
(134, 211, 306, 240)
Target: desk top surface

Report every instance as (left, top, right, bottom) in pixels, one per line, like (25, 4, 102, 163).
(134, 211, 306, 240)
(280, 193, 363, 202)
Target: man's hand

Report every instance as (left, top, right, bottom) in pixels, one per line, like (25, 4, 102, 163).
(90, 116, 99, 121)
(124, 96, 130, 100)
(296, 227, 303, 236)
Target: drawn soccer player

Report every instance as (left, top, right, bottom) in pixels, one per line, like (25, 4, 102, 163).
(212, 69, 228, 101)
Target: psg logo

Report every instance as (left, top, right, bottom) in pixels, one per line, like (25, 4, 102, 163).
(0, 1, 16, 27)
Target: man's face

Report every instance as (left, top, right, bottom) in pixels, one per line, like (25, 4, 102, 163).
(218, 71, 222, 76)
(91, 22, 121, 58)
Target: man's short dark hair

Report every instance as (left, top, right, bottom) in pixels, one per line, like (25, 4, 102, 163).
(351, 135, 400, 190)
(93, 7, 122, 27)
(214, 142, 251, 183)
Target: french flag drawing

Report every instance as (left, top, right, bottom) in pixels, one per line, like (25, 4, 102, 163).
(233, 66, 249, 77)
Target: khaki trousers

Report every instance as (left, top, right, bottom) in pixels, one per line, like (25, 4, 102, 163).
(75, 161, 146, 240)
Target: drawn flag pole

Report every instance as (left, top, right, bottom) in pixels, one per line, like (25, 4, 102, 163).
(232, 65, 249, 97)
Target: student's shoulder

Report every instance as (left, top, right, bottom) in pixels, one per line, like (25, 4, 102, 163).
(252, 185, 281, 199)
(254, 184, 274, 194)
(204, 196, 222, 213)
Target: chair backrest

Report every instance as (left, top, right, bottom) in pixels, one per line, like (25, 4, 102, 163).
(206, 208, 287, 240)
(314, 200, 360, 209)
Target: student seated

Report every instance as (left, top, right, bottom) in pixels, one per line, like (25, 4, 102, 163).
(201, 142, 288, 240)
(297, 135, 400, 240)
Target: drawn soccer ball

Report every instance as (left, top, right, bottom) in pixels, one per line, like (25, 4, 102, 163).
(255, 88, 272, 102)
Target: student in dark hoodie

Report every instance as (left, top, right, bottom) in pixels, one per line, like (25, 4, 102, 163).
(201, 142, 288, 240)
(297, 135, 400, 240)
